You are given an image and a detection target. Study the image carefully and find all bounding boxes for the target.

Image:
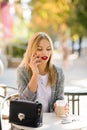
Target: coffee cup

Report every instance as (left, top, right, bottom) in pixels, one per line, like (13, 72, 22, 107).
(55, 100, 66, 117)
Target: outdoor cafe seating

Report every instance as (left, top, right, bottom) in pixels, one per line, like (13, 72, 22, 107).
(0, 84, 87, 130)
(0, 84, 18, 130)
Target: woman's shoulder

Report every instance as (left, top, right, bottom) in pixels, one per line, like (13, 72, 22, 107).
(54, 65, 64, 80)
(53, 64, 63, 74)
(17, 64, 28, 74)
(17, 64, 25, 70)
(53, 64, 64, 80)
(16, 65, 30, 79)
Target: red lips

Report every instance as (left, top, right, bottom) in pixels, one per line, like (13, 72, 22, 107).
(41, 56, 48, 60)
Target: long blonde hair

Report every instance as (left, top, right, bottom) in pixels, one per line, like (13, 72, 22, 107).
(21, 32, 56, 86)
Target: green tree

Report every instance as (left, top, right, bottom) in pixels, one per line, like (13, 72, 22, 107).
(66, 0, 87, 56)
(29, 0, 70, 41)
(66, 0, 87, 37)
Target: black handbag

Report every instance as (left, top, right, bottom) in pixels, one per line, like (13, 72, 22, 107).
(9, 100, 43, 127)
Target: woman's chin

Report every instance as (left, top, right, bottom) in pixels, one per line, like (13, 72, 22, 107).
(38, 61, 47, 66)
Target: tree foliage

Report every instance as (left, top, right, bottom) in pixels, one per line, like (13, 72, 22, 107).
(66, 0, 87, 37)
(29, 0, 70, 40)
(29, 0, 87, 39)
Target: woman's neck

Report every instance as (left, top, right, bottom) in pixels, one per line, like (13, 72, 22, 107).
(38, 64, 47, 75)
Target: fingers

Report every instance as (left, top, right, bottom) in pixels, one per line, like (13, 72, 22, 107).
(54, 102, 56, 107)
(54, 102, 69, 117)
(64, 104, 69, 116)
(29, 54, 41, 74)
(31, 54, 41, 65)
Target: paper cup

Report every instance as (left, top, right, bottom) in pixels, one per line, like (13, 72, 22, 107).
(55, 100, 66, 117)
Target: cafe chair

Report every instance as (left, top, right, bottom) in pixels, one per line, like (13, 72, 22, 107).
(0, 95, 5, 130)
(0, 95, 5, 100)
(0, 84, 18, 97)
(0, 93, 19, 130)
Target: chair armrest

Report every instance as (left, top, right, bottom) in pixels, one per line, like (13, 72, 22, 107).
(0, 95, 5, 98)
(0, 95, 5, 130)
(1, 93, 19, 104)
(0, 93, 19, 130)
(0, 84, 18, 90)
(0, 84, 18, 97)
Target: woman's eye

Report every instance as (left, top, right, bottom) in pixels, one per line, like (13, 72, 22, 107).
(47, 48, 51, 51)
(37, 48, 42, 51)
(37, 48, 51, 51)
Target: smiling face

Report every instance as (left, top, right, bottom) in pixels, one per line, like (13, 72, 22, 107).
(36, 39, 52, 65)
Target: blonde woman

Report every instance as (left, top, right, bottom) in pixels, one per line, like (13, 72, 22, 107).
(16, 32, 68, 114)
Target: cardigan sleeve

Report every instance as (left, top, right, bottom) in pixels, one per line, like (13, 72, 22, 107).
(56, 68, 64, 100)
(16, 66, 36, 101)
(49, 66, 65, 112)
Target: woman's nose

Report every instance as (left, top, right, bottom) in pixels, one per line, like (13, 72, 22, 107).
(42, 50, 47, 54)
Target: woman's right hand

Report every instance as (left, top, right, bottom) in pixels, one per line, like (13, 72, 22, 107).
(28, 54, 41, 92)
(29, 54, 41, 75)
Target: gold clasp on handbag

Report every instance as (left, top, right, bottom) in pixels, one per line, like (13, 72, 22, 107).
(18, 113, 25, 121)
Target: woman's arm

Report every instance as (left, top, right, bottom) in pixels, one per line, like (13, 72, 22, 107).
(55, 67, 65, 100)
(54, 67, 69, 116)
(49, 67, 64, 112)
(16, 66, 37, 101)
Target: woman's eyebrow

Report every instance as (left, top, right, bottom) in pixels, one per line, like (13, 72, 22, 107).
(37, 45, 51, 48)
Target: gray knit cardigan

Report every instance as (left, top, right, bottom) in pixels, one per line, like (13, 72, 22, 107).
(16, 65, 64, 112)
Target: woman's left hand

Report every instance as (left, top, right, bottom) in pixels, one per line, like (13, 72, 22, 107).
(54, 102, 69, 116)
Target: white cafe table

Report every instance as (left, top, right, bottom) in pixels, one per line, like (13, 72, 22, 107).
(12, 113, 87, 130)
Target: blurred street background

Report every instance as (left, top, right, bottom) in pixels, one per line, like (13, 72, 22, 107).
(0, 49, 87, 117)
(0, 0, 87, 129)
(0, 50, 87, 88)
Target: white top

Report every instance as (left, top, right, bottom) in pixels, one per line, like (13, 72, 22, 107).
(36, 74, 51, 112)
